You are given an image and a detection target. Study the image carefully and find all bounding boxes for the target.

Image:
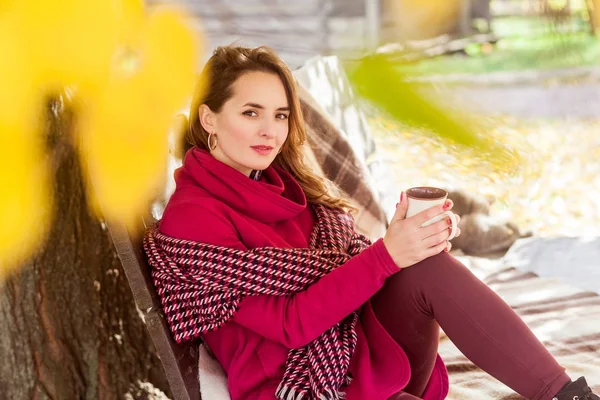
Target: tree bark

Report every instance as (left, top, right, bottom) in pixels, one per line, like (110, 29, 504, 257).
(0, 101, 171, 399)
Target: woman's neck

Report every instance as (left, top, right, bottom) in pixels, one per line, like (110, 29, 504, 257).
(249, 170, 263, 181)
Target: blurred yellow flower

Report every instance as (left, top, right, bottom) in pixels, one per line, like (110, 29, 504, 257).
(0, 16, 51, 274)
(0, 0, 200, 274)
(80, 7, 199, 225)
(12, 0, 146, 96)
(79, 73, 173, 225)
(143, 9, 199, 112)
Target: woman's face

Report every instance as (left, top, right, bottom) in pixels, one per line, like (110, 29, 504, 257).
(200, 71, 290, 176)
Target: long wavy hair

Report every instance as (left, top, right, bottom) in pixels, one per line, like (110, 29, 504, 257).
(182, 45, 353, 213)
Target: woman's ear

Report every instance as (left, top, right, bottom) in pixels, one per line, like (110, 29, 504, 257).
(198, 104, 216, 133)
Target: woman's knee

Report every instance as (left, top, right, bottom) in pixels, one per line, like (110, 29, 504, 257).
(373, 252, 472, 311)
(384, 252, 476, 301)
(397, 252, 463, 283)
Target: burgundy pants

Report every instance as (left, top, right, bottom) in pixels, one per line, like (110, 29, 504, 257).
(370, 252, 571, 400)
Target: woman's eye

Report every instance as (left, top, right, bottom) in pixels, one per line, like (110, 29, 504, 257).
(243, 110, 257, 117)
(276, 113, 289, 120)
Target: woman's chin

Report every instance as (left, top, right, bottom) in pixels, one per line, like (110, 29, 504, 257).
(245, 157, 276, 171)
(248, 163, 272, 171)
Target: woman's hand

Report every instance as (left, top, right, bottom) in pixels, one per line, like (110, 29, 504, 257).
(382, 192, 461, 269)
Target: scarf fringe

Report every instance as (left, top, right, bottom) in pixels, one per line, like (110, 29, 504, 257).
(276, 384, 305, 400)
(276, 384, 347, 400)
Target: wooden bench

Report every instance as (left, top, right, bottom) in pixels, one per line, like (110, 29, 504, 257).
(107, 216, 202, 400)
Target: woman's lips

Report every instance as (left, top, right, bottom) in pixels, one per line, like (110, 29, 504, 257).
(251, 145, 274, 155)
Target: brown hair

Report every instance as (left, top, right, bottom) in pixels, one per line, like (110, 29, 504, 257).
(183, 45, 353, 213)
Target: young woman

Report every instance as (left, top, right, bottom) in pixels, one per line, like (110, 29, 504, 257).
(144, 45, 598, 400)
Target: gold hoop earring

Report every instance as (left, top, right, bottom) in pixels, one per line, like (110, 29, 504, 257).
(208, 133, 218, 151)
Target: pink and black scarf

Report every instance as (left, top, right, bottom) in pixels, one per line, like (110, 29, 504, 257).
(144, 204, 371, 400)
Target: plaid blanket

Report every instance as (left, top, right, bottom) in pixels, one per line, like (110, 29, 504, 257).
(293, 55, 396, 242)
(441, 255, 600, 399)
(298, 84, 388, 241)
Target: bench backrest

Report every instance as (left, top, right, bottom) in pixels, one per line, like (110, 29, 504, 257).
(107, 215, 201, 400)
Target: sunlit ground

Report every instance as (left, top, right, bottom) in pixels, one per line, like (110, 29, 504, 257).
(369, 114, 600, 237)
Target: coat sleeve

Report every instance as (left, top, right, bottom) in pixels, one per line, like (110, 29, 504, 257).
(160, 202, 399, 349)
(234, 239, 398, 348)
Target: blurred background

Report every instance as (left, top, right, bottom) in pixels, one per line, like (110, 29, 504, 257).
(149, 0, 600, 237)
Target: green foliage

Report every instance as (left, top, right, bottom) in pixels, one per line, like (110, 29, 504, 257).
(396, 16, 600, 76)
(347, 55, 516, 168)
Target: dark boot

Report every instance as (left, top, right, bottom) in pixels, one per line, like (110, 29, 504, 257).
(553, 377, 600, 400)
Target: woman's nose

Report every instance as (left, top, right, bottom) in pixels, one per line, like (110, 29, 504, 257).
(259, 120, 277, 138)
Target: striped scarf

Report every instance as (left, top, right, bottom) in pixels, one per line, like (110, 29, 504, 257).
(143, 204, 371, 400)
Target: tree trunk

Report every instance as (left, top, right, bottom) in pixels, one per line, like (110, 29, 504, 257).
(0, 102, 171, 399)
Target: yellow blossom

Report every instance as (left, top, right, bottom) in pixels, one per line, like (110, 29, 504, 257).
(0, 16, 51, 274)
(79, 7, 200, 225)
(0, 1, 200, 273)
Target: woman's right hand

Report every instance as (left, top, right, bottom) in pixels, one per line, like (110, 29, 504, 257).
(382, 192, 455, 269)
